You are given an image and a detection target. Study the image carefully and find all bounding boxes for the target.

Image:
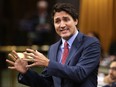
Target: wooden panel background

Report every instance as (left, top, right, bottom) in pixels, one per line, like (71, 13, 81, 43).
(112, 0, 116, 41)
(79, 0, 113, 54)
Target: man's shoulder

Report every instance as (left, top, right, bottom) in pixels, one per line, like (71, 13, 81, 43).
(78, 32, 100, 44)
(82, 33, 100, 43)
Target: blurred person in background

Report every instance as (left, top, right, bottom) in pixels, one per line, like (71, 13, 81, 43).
(87, 31, 104, 61)
(108, 41, 116, 62)
(6, 3, 101, 87)
(19, 0, 55, 45)
(100, 40, 116, 67)
(87, 31, 100, 40)
(0, 17, 9, 87)
(103, 60, 116, 87)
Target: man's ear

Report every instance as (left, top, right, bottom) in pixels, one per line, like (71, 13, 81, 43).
(75, 19, 78, 26)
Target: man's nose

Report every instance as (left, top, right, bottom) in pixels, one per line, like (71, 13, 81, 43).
(109, 69, 113, 74)
(60, 21, 66, 28)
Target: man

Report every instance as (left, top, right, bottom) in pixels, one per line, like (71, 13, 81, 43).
(6, 3, 101, 87)
(19, 0, 54, 45)
(103, 60, 116, 87)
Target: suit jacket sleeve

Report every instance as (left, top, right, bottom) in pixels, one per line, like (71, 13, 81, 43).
(18, 69, 53, 87)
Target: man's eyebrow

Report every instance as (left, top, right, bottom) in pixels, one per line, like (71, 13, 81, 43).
(109, 67, 116, 69)
(54, 17, 60, 20)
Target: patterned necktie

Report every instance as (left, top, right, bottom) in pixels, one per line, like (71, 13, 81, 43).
(61, 41, 69, 64)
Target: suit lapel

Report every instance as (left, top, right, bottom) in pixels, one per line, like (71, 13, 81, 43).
(51, 40, 62, 62)
(65, 32, 84, 65)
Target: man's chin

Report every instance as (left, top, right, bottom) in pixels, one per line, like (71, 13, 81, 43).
(112, 77, 116, 80)
(110, 76, 116, 80)
(61, 34, 71, 39)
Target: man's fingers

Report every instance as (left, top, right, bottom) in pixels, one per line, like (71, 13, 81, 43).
(12, 50, 19, 59)
(8, 66, 16, 70)
(26, 49, 37, 55)
(6, 59, 16, 69)
(23, 58, 35, 62)
(24, 52, 34, 58)
(25, 49, 42, 58)
(26, 63, 36, 68)
(6, 59, 15, 65)
(8, 53, 16, 61)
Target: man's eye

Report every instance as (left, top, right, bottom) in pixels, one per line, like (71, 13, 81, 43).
(109, 67, 116, 70)
(55, 20, 60, 23)
(64, 18, 70, 22)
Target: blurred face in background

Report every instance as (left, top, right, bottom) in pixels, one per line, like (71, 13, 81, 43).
(109, 61, 116, 81)
(37, 0, 48, 13)
(53, 11, 78, 40)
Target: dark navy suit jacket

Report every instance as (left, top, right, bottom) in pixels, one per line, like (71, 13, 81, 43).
(18, 32, 101, 87)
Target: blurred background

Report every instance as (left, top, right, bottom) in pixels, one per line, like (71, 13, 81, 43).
(0, 0, 116, 87)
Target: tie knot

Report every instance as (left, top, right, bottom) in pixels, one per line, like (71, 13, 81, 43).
(64, 41, 68, 46)
(64, 41, 68, 47)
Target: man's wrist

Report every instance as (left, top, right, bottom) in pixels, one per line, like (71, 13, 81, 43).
(45, 60, 50, 67)
(20, 68, 29, 74)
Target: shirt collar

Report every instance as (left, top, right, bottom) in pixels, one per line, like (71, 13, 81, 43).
(61, 30, 78, 49)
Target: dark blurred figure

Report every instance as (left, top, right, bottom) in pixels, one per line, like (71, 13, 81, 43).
(0, 18, 8, 45)
(87, 31, 104, 60)
(87, 31, 100, 40)
(101, 41, 116, 67)
(103, 60, 116, 87)
(19, 0, 55, 45)
(0, 17, 8, 87)
(108, 41, 116, 58)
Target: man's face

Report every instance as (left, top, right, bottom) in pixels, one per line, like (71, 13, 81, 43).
(53, 11, 78, 40)
(109, 61, 116, 80)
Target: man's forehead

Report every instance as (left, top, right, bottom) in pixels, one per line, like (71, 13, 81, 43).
(54, 12, 71, 19)
(110, 62, 116, 67)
